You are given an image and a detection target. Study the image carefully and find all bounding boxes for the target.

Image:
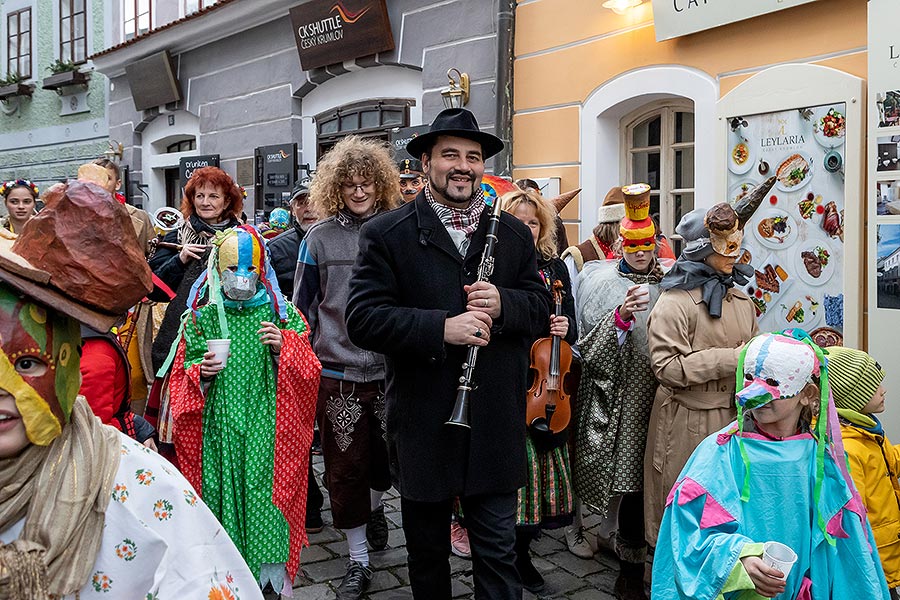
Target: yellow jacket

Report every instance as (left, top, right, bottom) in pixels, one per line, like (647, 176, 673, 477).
(841, 417, 900, 588)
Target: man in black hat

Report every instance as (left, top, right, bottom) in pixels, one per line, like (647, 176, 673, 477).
(397, 157, 425, 203)
(346, 108, 550, 599)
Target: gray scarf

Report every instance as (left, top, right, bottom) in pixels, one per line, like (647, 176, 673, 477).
(660, 259, 752, 319)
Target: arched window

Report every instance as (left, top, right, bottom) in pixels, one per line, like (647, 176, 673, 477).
(623, 101, 695, 253)
(315, 98, 413, 157)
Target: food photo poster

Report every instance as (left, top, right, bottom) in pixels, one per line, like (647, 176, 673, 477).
(726, 104, 846, 347)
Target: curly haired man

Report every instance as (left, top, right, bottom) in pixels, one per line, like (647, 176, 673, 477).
(294, 136, 400, 600)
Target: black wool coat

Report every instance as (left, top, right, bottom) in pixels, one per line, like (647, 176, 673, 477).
(346, 193, 551, 502)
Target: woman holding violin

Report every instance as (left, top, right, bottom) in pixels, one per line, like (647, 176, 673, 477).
(572, 184, 667, 600)
(501, 189, 577, 593)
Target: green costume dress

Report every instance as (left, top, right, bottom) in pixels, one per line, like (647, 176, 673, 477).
(170, 289, 320, 586)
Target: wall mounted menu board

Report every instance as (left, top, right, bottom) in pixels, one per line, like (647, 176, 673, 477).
(725, 104, 847, 346)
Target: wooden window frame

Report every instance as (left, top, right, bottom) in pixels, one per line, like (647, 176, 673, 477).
(622, 100, 695, 251)
(59, 0, 88, 65)
(315, 98, 413, 158)
(183, 0, 213, 16)
(123, 0, 152, 42)
(6, 8, 32, 79)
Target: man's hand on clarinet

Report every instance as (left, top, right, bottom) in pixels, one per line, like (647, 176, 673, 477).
(465, 281, 501, 319)
(444, 311, 492, 346)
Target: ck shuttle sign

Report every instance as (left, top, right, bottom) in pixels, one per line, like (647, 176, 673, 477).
(289, 0, 394, 71)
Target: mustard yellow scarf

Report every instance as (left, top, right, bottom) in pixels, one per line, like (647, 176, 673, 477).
(0, 397, 120, 598)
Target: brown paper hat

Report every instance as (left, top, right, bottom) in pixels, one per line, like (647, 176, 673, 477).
(1, 177, 153, 331)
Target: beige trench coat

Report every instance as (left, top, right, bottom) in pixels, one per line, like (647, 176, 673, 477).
(643, 286, 758, 547)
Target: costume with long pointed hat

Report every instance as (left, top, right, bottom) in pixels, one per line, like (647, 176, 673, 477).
(653, 331, 889, 600)
(643, 179, 774, 548)
(0, 173, 261, 599)
(168, 224, 321, 593)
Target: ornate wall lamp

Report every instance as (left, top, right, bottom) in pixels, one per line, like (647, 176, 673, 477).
(440, 68, 470, 109)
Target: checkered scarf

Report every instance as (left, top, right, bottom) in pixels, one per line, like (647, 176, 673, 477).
(425, 184, 487, 238)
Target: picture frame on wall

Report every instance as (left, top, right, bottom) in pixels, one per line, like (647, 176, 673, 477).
(876, 223, 900, 309)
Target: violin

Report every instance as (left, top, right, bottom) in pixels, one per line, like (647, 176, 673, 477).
(526, 280, 573, 434)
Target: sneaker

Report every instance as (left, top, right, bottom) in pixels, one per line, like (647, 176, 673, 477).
(366, 505, 389, 551)
(565, 525, 596, 559)
(305, 511, 324, 534)
(336, 561, 372, 600)
(450, 521, 471, 559)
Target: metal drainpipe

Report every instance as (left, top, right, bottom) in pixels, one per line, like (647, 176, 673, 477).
(494, 0, 515, 177)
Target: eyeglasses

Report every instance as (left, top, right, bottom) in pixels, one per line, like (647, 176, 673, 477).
(342, 181, 375, 193)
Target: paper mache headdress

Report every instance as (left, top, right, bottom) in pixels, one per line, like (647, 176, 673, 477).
(734, 330, 861, 545)
(618, 183, 656, 253)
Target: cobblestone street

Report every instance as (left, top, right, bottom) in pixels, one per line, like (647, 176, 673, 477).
(291, 455, 628, 599)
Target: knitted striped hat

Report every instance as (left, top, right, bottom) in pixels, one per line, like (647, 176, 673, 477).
(827, 346, 885, 412)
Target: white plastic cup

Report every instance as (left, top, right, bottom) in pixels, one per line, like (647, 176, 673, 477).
(635, 283, 650, 297)
(762, 541, 797, 579)
(207, 339, 232, 368)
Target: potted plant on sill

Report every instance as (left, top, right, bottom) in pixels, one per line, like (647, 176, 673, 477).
(42, 59, 89, 92)
(0, 72, 35, 101)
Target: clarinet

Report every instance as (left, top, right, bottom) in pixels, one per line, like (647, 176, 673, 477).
(445, 197, 504, 429)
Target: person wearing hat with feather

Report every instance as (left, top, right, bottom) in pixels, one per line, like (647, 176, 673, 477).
(346, 107, 550, 600)
(643, 178, 774, 551)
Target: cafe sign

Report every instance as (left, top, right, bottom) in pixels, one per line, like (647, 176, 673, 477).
(651, 0, 819, 42)
(179, 155, 220, 190)
(289, 0, 394, 71)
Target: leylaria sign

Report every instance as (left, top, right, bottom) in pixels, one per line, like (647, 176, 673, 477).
(289, 0, 394, 71)
(651, 0, 819, 42)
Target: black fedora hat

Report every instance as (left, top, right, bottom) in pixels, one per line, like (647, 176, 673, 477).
(406, 108, 504, 160)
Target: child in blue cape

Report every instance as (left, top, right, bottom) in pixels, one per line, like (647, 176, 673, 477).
(652, 331, 889, 599)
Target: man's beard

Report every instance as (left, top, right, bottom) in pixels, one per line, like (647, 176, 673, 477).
(430, 170, 476, 205)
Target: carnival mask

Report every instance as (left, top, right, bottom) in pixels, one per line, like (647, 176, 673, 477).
(268, 207, 291, 231)
(736, 333, 818, 411)
(216, 227, 264, 301)
(0, 284, 80, 445)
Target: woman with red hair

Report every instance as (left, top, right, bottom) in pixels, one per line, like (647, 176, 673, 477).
(148, 167, 243, 442)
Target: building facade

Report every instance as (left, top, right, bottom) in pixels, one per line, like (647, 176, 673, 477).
(91, 0, 510, 216)
(0, 0, 110, 192)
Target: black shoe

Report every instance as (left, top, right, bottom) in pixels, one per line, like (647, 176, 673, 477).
(614, 573, 649, 600)
(336, 560, 372, 600)
(516, 553, 545, 593)
(305, 511, 324, 534)
(367, 505, 389, 550)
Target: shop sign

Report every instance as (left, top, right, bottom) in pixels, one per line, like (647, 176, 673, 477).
(289, 0, 394, 71)
(179, 155, 220, 190)
(651, 0, 819, 42)
(390, 125, 430, 160)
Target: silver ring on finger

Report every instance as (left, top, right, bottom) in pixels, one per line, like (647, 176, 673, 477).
(474, 328, 482, 338)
